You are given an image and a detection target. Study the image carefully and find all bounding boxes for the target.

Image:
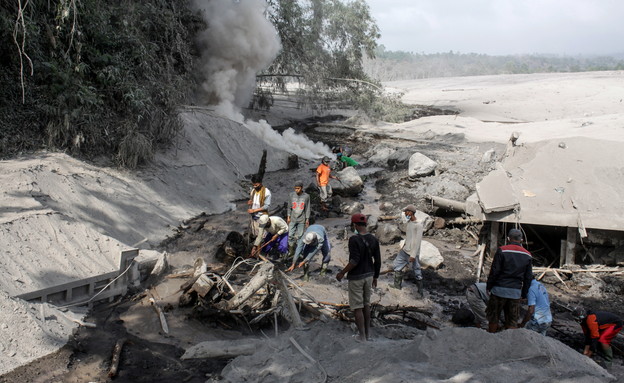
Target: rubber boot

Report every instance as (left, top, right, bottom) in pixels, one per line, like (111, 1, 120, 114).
(303, 264, 310, 281)
(319, 263, 328, 276)
(602, 345, 613, 369)
(416, 280, 424, 298)
(284, 242, 296, 262)
(390, 271, 403, 290)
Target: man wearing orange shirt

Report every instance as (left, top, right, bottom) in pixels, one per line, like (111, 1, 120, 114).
(574, 307, 622, 369)
(316, 156, 338, 210)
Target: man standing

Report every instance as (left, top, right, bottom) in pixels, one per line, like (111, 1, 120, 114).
(336, 214, 381, 342)
(519, 277, 552, 336)
(247, 175, 271, 238)
(574, 307, 622, 369)
(249, 215, 288, 259)
(286, 224, 331, 280)
(485, 228, 532, 333)
(390, 205, 424, 297)
(316, 156, 338, 210)
(286, 180, 310, 260)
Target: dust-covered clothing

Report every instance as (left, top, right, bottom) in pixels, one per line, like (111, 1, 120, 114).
(316, 163, 331, 186)
(254, 216, 288, 247)
(346, 234, 381, 281)
(581, 310, 623, 350)
(292, 224, 331, 265)
(466, 282, 489, 328)
(287, 191, 310, 244)
(394, 219, 424, 278)
(348, 277, 373, 310)
(249, 186, 271, 236)
(486, 294, 520, 328)
(486, 243, 533, 299)
(318, 184, 332, 203)
(527, 280, 552, 325)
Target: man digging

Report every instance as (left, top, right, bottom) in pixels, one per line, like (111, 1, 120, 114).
(286, 224, 331, 281)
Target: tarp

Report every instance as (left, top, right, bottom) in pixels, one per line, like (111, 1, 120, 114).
(468, 137, 624, 231)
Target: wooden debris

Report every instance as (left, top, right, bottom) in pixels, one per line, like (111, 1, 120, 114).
(192, 274, 215, 298)
(426, 195, 466, 213)
(108, 338, 127, 378)
(378, 215, 399, 221)
(475, 243, 486, 282)
(226, 262, 273, 310)
(181, 339, 262, 360)
(274, 270, 306, 329)
(149, 297, 169, 335)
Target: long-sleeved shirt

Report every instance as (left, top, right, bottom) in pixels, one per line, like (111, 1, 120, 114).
(582, 310, 623, 348)
(250, 187, 271, 219)
(293, 224, 327, 263)
(402, 219, 423, 258)
(347, 233, 381, 280)
(287, 192, 310, 223)
(254, 216, 288, 246)
(486, 243, 532, 299)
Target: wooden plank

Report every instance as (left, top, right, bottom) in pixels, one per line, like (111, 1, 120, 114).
(565, 227, 577, 265)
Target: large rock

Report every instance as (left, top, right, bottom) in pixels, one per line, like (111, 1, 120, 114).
(376, 223, 403, 245)
(408, 153, 438, 178)
(387, 149, 413, 169)
(341, 201, 364, 215)
(331, 167, 363, 196)
(420, 240, 444, 269)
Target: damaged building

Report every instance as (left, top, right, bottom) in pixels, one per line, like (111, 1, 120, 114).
(467, 136, 624, 267)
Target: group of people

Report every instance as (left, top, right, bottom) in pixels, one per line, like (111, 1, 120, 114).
(247, 162, 622, 364)
(473, 227, 622, 369)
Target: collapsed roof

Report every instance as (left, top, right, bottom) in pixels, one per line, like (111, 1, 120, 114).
(466, 137, 624, 232)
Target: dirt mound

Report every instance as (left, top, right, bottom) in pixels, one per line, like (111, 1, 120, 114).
(221, 324, 614, 383)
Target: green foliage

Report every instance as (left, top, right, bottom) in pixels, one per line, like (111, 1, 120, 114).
(0, 0, 202, 167)
(263, 0, 380, 111)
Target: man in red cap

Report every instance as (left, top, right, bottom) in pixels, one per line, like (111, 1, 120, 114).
(336, 213, 381, 341)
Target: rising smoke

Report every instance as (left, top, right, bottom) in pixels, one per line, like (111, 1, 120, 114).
(193, 0, 332, 159)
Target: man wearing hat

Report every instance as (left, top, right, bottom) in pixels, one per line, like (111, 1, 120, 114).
(391, 204, 425, 296)
(286, 180, 310, 261)
(574, 307, 622, 369)
(336, 214, 381, 342)
(286, 224, 331, 280)
(249, 215, 289, 259)
(316, 156, 338, 210)
(485, 228, 533, 333)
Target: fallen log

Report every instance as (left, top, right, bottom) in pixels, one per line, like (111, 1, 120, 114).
(108, 338, 127, 378)
(378, 215, 399, 222)
(426, 195, 466, 213)
(226, 262, 274, 310)
(475, 244, 486, 282)
(181, 339, 262, 360)
(446, 217, 482, 225)
(274, 270, 306, 329)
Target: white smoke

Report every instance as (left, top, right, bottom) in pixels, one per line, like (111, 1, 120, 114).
(193, 0, 332, 159)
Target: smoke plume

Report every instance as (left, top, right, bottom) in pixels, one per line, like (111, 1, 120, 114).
(193, 0, 332, 159)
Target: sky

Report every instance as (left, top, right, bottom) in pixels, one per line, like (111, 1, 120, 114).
(366, 0, 624, 56)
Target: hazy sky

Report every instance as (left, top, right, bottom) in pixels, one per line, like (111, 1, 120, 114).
(366, 0, 624, 56)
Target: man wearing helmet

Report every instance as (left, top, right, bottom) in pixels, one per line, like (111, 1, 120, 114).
(316, 156, 338, 211)
(286, 224, 331, 280)
(249, 215, 288, 259)
(336, 213, 381, 342)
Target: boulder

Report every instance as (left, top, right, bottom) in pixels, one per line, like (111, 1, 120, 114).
(408, 153, 438, 178)
(341, 201, 364, 215)
(331, 167, 363, 196)
(387, 149, 413, 169)
(376, 223, 402, 245)
(420, 240, 444, 269)
(379, 201, 394, 213)
(368, 146, 396, 166)
(367, 215, 379, 231)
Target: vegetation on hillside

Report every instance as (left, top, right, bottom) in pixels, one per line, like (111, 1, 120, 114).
(365, 45, 624, 81)
(0, 0, 201, 166)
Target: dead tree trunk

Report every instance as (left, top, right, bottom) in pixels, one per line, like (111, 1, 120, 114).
(108, 338, 127, 378)
(226, 262, 274, 310)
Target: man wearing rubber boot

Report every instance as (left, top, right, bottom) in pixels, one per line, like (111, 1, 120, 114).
(485, 228, 533, 333)
(575, 307, 622, 369)
(286, 224, 331, 281)
(316, 156, 338, 211)
(336, 214, 381, 342)
(286, 180, 310, 262)
(390, 205, 424, 297)
(249, 215, 289, 259)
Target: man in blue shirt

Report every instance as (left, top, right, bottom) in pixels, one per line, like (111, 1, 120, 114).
(519, 277, 552, 336)
(286, 224, 331, 281)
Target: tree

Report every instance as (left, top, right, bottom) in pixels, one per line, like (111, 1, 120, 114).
(262, 0, 380, 110)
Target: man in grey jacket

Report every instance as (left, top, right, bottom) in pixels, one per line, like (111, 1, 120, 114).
(391, 205, 424, 297)
(286, 180, 310, 261)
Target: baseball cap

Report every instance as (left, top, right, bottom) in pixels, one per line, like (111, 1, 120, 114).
(351, 213, 367, 224)
(403, 204, 417, 213)
(303, 232, 316, 244)
(258, 215, 270, 227)
(508, 228, 523, 240)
